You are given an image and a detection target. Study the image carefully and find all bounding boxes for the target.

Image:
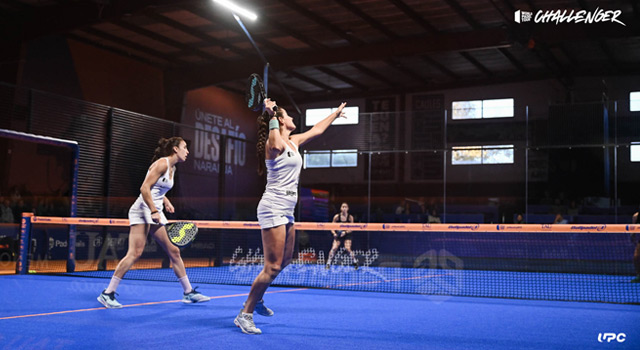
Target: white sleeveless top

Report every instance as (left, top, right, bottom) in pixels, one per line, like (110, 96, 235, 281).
(256, 141, 303, 228)
(130, 157, 174, 212)
(264, 141, 302, 198)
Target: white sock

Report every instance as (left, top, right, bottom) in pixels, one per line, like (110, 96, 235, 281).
(242, 312, 253, 316)
(105, 276, 121, 294)
(178, 276, 192, 293)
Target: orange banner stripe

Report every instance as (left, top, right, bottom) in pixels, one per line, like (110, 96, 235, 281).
(28, 216, 638, 233)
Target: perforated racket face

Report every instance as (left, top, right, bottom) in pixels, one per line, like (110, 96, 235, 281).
(167, 222, 198, 247)
(245, 73, 265, 111)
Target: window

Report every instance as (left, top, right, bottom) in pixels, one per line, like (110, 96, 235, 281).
(304, 149, 358, 168)
(305, 106, 359, 126)
(452, 98, 514, 119)
(304, 151, 331, 168)
(331, 149, 358, 167)
(452, 145, 514, 165)
(631, 92, 640, 112)
(631, 142, 640, 162)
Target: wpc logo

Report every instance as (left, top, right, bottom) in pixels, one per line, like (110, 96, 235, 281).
(514, 10, 533, 23)
(598, 333, 626, 343)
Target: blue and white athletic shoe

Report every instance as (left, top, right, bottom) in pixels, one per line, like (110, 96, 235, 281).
(182, 287, 210, 303)
(243, 299, 274, 316)
(98, 290, 122, 309)
(234, 310, 262, 334)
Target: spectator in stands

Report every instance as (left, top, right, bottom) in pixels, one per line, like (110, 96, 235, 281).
(9, 187, 22, 206)
(34, 197, 53, 216)
(551, 198, 566, 216)
(553, 213, 567, 224)
(0, 198, 14, 223)
(630, 212, 640, 283)
(395, 199, 408, 215)
(417, 197, 427, 215)
(540, 190, 553, 205)
(566, 200, 580, 216)
(427, 208, 441, 223)
(12, 198, 30, 223)
(515, 213, 524, 224)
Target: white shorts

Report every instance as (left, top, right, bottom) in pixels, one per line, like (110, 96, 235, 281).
(257, 191, 296, 229)
(128, 206, 167, 226)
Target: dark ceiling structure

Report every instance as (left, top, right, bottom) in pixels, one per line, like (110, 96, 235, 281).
(1, 0, 639, 111)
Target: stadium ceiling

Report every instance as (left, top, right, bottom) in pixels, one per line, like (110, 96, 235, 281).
(1, 0, 639, 107)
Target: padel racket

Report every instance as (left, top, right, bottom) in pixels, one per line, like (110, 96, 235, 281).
(246, 73, 266, 111)
(166, 222, 198, 247)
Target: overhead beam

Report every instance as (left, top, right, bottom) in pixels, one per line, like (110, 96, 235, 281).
(143, 11, 247, 57)
(291, 63, 640, 104)
(82, 27, 179, 64)
(284, 70, 334, 91)
(315, 66, 370, 90)
(350, 63, 398, 87)
(66, 32, 167, 68)
(386, 59, 432, 85)
(441, 0, 482, 29)
(0, 0, 203, 43)
(497, 48, 527, 73)
(111, 19, 217, 61)
(388, 0, 438, 34)
(334, 0, 398, 38)
(278, 0, 362, 45)
(460, 52, 493, 77)
(167, 27, 512, 90)
(421, 55, 460, 79)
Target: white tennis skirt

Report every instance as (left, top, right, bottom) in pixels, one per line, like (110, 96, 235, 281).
(257, 191, 296, 229)
(128, 205, 167, 226)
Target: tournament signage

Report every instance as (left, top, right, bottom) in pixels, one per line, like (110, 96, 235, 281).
(179, 86, 261, 218)
(192, 108, 247, 175)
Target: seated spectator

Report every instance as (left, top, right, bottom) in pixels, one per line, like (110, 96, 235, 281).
(12, 198, 31, 223)
(0, 198, 14, 223)
(551, 199, 566, 215)
(515, 213, 524, 224)
(553, 213, 568, 224)
(395, 199, 407, 215)
(427, 209, 441, 223)
(566, 200, 580, 216)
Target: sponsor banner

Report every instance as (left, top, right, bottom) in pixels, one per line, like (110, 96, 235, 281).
(27, 217, 633, 233)
(180, 86, 262, 219)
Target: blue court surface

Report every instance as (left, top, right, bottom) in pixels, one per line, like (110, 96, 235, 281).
(66, 265, 640, 304)
(0, 274, 639, 350)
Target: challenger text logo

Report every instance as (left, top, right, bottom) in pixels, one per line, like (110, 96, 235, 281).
(597, 333, 626, 343)
(193, 109, 247, 175)
(515, 8, 625, 26)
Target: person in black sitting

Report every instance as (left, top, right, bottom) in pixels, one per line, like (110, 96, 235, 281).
(326, 202, 358, 270)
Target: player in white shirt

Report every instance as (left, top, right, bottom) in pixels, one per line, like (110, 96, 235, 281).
(235, 99, 347, 334)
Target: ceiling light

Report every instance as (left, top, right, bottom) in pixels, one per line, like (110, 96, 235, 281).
(213, 0, 258, 21)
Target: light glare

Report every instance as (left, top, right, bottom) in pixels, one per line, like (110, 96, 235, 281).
(214, 0, 258, 20)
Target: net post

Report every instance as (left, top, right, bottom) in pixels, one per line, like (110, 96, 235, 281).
(67, 143, 79, 273)
(17, 212, 34, 274)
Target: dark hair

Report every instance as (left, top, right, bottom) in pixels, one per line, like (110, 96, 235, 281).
(151, 137, 184, 163)
(256, 109, 284, 176)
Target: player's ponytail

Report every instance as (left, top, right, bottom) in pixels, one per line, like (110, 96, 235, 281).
(152, 137, 184, 163)
(256, 109, 284, 176)
(256, 112, 269, 176)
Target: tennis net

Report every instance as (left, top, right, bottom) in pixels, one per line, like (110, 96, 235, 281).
(19, 215, 640, 304)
